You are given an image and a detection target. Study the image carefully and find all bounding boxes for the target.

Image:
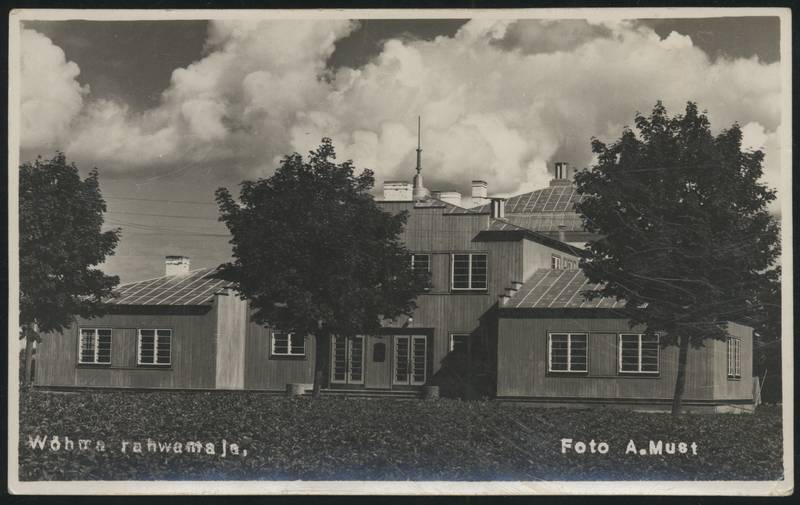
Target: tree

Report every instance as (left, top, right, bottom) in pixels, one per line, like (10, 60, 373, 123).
(215, 138, 427, 398)
(574, 102, 780, 415)
(19, 153, 121, 385)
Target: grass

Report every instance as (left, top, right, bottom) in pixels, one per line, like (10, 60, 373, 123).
(18, 388, 784, 481)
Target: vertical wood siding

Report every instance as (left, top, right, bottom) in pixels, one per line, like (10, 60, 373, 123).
(711, 322, 754, 400)
(496, 315, 717, 400)
(243, 317, 317, 390)
(35, 307, 218, 389)
(214, 292, 248, 389)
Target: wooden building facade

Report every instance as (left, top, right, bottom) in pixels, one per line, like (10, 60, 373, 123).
(34, 166, 756, 412)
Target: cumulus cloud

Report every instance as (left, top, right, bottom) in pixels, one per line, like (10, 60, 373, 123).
(20, 29, 88, 150)
(20, 19, 783, 203)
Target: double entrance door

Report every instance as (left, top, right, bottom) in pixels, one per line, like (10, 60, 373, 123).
(330, 334, 428, 388)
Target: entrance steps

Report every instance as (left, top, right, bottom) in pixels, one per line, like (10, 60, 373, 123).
(317, 388, 421, 399)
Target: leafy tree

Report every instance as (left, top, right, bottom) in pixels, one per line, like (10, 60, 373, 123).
(575, 102, 780, 415)
(20, 153, 121, 385)
(215, 138, 426, 398)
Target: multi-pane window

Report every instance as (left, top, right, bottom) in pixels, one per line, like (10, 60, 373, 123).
(727, 337, 742, 379)
(271, 331, 305, 357)
(619, 334, 659, 373)
(563, 258, 578, 269)
(411, 253, 431, 289)
(548, 333, 588, 372)
(551, 255, 562, 269)
(78, 328, 112, 365)
(394, 335, 427, 385)
(137, 329, 172, 366)
(451, 253, 488, 290)
(450, 334, 469, 354)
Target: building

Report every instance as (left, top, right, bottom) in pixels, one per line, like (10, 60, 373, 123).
(34, 150, 756, 412)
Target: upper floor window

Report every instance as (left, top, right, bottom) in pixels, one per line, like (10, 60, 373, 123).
(272, 331, 305, 357)
(411, 253, 431, 289)
(78, 328, 112, 365)
(548, 333, 587, 373)
(551, 254, 562, 269)
(451, 253, 488, 290)
(619, 333, 659, 374)
(138, 329, 172, 366)
(563, 258, 578, 269)
(450, 333, 469, 354)
(727, 337, 741, 379)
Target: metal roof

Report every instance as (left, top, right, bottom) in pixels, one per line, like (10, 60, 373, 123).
(473, 185, 586, 214)
(109, 267, 233, 306)
(505, 268, 624, 310)
(413, 197, 487, 214)
(505, 213, 587, 232)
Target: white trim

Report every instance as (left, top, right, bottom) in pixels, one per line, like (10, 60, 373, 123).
(270, 331, 305, 357)
(136, 328, 172, 366)
(450, 253, 488, 291)
(547, 332, 588, 373)
(618, 333, 660, 374)
(392, 335, 427, 385)
(727, 337, 742, 379)
(77, 327, 112, 365)
(330, 335, 363, 384)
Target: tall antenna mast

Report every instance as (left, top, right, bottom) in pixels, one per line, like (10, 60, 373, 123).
(415, 115, 422, 175)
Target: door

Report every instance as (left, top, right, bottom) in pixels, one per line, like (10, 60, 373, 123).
(330, 335, 364, 385)
(393, 335, 428, 386)
(364, 335, 393, 389)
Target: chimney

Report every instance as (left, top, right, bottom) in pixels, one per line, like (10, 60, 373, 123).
(557, 224, 567, 243)
(383, 181, 413, 201)
(490, 197, 506, 219)
(471, 180, 489, 207)
(436, 191, 462, 207)
(550, 162, 572, 187)
(165, 255, 191, 276)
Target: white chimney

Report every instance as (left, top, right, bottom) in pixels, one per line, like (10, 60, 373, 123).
(383, 181, 413, 201)
(436, 191, 462, 207)
(471, 180, 490, 207)
(490, 198, 506, 219)
(165, 255, 191, 276)
(550, 162, 572, 187)
(557, 224, 567, 243)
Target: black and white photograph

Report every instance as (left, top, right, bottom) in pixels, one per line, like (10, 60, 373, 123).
(7, 7, 793, 495)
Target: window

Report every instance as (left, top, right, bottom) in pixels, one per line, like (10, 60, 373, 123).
(137, 329, 172, 366)
(727, 337, 742, 379)
(394, 335, 427, 385)
(619, 334, 659, 373)
(548, 333, 588, 372)
(551, 254, 562, 269)
(271, 331, 305, 357)
(411, 253, 431, 289)
(449, 333, 469, 354)
(563, 258, 578, 269)
(451, 253, 488, 290)
(78, 328, 112, 365)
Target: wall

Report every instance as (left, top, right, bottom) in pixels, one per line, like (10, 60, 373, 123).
(496, 313, 716, 401)
(522, 239, 580, 281)
(711, 321, 754, 401)
(243, 317, 317, 391)
(35, 306, 218, 389)
(214, 291, 248, 389)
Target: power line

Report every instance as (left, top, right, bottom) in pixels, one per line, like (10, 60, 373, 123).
(106, 210, 222, 221)
(105, 195, 218, 205)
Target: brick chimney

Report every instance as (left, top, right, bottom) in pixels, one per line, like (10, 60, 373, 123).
(165, 255, 191, 276)
(471, 180, 490, 207)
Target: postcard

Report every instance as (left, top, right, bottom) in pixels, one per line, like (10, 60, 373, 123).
(7, 7, 793, 495)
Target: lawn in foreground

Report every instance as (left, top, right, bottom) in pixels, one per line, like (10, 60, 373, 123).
(19, 389, 783, 481)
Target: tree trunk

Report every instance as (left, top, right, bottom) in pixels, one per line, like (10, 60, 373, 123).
(671, 335, 689, 416)
(21, 324, 36, 387)
(312, 331, 330, 399)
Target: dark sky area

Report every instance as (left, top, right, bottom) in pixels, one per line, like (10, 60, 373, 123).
(24, 17, 780, 113)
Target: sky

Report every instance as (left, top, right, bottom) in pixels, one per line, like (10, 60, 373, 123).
(18, 16, 783, 283)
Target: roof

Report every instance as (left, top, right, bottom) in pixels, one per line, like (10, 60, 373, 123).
(505, 268, 624, 310)
(109, 267, 233, 306)
(415, 197, 487, 215)
(505, 213, 587, 232)
(481, 219, 584, 257)
(474, 185, 585, 214)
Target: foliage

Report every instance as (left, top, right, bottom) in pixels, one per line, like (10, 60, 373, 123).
(215, 139, 427, 393)
(18, 390, 783, 481)
(19, 153, 121, 335)
(574, 102, 780, 412)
